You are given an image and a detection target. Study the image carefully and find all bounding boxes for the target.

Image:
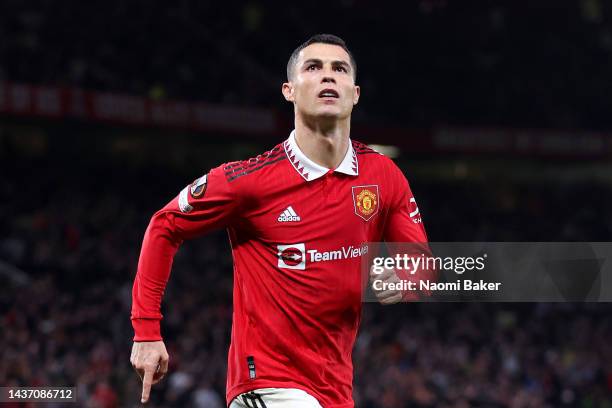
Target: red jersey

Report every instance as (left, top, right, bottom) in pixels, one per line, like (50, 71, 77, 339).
(131, 131, 428, 408)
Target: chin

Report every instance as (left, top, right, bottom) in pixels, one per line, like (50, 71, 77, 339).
(300, 106, 349, 122)
(315, 107, 344, 119)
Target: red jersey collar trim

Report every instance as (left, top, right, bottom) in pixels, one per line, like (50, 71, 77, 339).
(283, 130, 359, 181)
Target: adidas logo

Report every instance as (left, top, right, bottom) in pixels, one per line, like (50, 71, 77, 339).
(278, 206, 301, 222)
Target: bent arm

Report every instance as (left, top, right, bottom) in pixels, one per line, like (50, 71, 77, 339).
(381, 164, 436, 300)
(131, 207, 184, 340)
(131, 166, 240, 340)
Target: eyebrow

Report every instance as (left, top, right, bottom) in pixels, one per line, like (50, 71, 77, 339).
(302, 58, 352, 71)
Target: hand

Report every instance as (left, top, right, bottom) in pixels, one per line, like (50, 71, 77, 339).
(130, 341, 169, 403)
(370, 265, 403, 304)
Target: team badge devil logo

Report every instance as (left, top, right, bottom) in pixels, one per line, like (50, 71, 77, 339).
(352, 185, 379, 221)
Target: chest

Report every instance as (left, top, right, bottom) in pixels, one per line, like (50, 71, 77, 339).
(243, 173, 388, 245)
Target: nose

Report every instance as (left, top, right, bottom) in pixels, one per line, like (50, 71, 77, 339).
(321, 76, 336, 84)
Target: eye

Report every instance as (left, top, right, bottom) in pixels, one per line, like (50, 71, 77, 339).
(306, 64, 318, 71)
(335, 66, 348, 73)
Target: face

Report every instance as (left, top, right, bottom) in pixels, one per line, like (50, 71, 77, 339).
(282, 43, 360, 121)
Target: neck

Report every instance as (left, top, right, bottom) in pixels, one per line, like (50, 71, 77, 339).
(293, 115, 351, 169)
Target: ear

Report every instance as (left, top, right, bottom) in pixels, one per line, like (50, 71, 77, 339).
(282, 82, 295, 102)
(353, 85, 360, 105)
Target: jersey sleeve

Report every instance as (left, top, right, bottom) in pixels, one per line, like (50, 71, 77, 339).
(383, 161, 436, 300)
(131, 164, 241, 341)
(383, 162, 428, 243)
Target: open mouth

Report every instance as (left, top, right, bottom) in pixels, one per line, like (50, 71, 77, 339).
(318, 89, 339, 98)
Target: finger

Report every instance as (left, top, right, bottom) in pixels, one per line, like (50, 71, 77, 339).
(381, 292, 403, 304)
(382, 274, 401, 284)
(380, 291, 403, 304)
(374, 268, 398, 281)
(370, 266, 393, 279)
(370, 273, 398, 290)
(159, 354, 169, 375)
(132, 349, 143, 379)
(371, 276, 401, 292)
(141, 366, 155, 403)
(376, 289, 401, 300)
(153, 356, 169, 384)
(152, 370, 163, 384)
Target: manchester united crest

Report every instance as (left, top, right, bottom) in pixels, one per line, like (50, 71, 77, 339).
(352, 185, 379, 221)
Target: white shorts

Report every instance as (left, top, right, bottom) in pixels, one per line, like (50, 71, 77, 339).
(229, 388, 323, 408)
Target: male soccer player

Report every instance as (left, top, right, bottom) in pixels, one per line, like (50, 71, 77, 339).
(130, 34, 428, 407)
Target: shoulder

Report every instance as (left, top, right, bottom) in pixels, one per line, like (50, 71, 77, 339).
(218, 142, 287, 183)
(352, 139, 400, 172)
(352, 139, 412, 194)
(352, 140, 380, 156)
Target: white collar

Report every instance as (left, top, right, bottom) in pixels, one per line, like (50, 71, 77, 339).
(283, 130, 359, 181)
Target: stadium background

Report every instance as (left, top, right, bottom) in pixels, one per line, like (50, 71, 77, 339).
(1, 1, 611, 407)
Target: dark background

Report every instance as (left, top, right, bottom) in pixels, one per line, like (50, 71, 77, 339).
(1, 1, 611, 407)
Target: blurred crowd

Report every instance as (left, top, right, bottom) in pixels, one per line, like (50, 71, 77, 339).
(1, 144, 611, 407)
(2, 0, 612, 129)
(2, 1, 612, 406)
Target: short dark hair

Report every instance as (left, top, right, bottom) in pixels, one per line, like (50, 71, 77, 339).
(287, 34, 357, 81)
